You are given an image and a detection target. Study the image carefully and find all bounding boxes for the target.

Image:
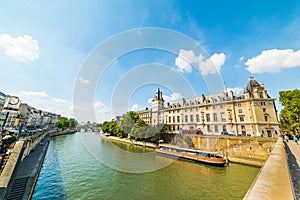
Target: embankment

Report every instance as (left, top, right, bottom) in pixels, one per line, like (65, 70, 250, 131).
(244, 139, 293, 199)
(0, 141, 24, 200)
(100, 135, 157, 148)
(177, 135, 277, 167)
(0, 129, 76, 199)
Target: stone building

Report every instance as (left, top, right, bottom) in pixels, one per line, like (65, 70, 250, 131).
(1, 95, 21, 128)
(137, 77, 280, 137)
(0, 92, 7, 130)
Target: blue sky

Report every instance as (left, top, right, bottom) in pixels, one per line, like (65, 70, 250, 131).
(1, 0, 300, 122)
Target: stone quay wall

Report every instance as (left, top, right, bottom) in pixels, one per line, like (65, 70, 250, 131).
(0, 141, 25, 200)
(173, 135, 277, 167)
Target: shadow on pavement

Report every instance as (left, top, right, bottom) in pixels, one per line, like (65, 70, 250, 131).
(284, 141, 300, 199)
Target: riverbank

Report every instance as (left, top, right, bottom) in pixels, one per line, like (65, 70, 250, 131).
(100, 134, 157, 148)
(101, 134, 272, 167)
(0, 129, 77, 200)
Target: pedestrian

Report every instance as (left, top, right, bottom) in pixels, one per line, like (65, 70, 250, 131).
(293, 135, 298, 145)
(285, 134, 289, 142)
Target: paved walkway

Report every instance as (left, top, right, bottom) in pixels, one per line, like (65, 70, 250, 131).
(5, 135, 50, 200)
(286, 140, 300, 199)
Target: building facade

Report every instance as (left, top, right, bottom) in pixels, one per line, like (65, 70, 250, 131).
(0, 91, 61, 131)
(137, 77, 280, 137)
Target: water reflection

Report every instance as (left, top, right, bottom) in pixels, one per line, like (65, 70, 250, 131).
(32, 132, 260, 200)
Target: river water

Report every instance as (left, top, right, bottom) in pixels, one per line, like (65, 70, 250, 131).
(32, 132, 260, 200)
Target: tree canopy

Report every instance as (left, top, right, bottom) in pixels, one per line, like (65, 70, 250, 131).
(120, 111, 139, 134)
(101, 111, 168, 144)
(279, 89, 300, 134)
(55, 117, 78, 129)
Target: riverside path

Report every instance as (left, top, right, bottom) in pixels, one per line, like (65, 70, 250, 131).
(285, 139, 300, 199)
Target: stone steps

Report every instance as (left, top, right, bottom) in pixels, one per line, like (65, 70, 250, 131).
(7, 176, 29, 200)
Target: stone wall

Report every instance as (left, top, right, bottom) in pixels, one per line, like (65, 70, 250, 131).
(244, 139, 293, 199)
(0, 141, 25, 199)
(173, 135, 277, 166)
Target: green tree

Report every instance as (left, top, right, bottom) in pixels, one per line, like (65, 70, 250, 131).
(101, 120, 126, 137)
(55, 120, 64, 128)
(55, 117, 78, 129)
(120, 111, 139, 135)
(279, 89, 300, 133)
(68, 118, 77, 128)
(101, 121, 110, 133)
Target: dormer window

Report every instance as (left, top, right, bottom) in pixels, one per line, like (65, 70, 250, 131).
(259, 92, 264, 98)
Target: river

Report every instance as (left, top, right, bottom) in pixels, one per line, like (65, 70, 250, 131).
(32, 132, 260, 200)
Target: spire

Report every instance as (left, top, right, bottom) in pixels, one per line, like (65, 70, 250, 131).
(157, 88, 160, 100)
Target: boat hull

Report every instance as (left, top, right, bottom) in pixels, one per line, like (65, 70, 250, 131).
(156, 149, 226, 167)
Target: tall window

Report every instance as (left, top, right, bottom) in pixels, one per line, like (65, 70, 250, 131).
(223, 125, 226, 131)
(169, 116, 171, 123)
(196, 114, 200, 122)
(173, 116, 175, 123)
(264, 115, 269, 122)
(190, 115, 194, 122)
(221, 112, 226, 121)
(238, 103, 241, 107)
(185, 115, 188, 123)
(213, 113, 218, 121)
(259, 92, 264, 98)
(177, 116, 180, 123)
(214, 125, 218, 132)
(207, 125, 212, 132)
(240, 116, 245, 122)
(206, 114, 210, 122)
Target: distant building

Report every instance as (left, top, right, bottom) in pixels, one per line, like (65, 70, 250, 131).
(137, 77, 280, 137)
(1, 95, 21, 128)
(0, 92, 7, 129)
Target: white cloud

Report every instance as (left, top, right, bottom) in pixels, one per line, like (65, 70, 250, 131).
(46, 107, 66, 115)
(175, 49, 226, 75)
(163, 92, 183, 102)
(245, 49, 300, 73)
(78, 76, 90, 84)
(175, 49, 196, 73)
(52, 97, 67, 103)
(94, 101, 110, 113)
(130, 104, 145, 111)
(198, 53, 226, 75)
(239, 56, 244, 61)
(147, 98, 153, 104)
(227, 87, 243, 95)
(0, 34, 39, 63)
(20, 91, 48, 97)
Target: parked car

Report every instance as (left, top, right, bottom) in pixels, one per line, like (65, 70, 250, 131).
(221, 131, 229, 136)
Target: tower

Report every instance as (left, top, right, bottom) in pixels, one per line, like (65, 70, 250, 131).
(151, 88, 165, 125)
